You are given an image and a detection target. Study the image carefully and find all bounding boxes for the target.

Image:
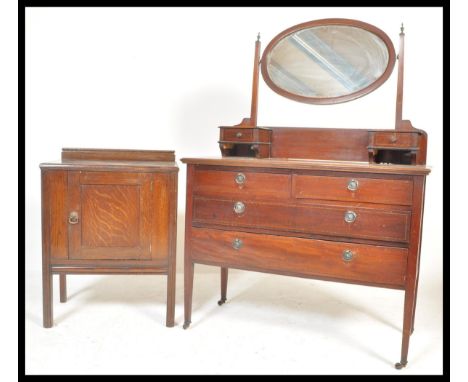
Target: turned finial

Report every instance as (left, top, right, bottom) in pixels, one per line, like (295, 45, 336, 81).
(400, 23, 404, 34)
(257, 32, 261, 41)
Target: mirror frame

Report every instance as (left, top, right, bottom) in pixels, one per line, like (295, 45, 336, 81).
(260, 18, 397, 105)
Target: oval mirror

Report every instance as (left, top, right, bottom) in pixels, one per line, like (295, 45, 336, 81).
(261, 19, 396, 104)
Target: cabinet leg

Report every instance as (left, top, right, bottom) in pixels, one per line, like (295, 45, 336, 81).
(42, 265, 53, 328)
(218, 267, 228, 305)
(166, 266, 176, 328)
(183, 262, 194, 329)
(59, 274, 67, 303)
(395, 286, 417, 369)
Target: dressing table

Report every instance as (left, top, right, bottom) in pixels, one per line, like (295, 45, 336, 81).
(181, 19, 430, 369)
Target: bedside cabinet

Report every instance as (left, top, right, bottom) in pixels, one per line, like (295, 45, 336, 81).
(40, 148, 178, 328)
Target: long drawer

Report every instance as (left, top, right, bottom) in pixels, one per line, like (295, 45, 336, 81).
(192, 198, 411, 243)
(292, 174, 413, 205)
(190, 228, 408, 287)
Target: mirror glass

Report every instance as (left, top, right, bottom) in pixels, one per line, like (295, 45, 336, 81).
(261, 21, 395, 104)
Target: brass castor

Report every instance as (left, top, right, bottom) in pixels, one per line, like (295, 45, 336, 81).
(183, 321, 191, 330)
(217, 298, 227, 306)
(395, 361, 408, 370)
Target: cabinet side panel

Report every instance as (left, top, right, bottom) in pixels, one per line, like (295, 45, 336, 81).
(152, 173, 170, 261)
(47, 170, 68, 260)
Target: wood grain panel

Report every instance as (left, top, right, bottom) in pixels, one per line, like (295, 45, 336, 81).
(293, 174, 413, 205)
(62, 148, 175, 162)
(81, 185, 140, 247)
(191, 228, 407, 287)
(68, 171, 152, 260)
(45, 171, 68, 259)
(152, 174, 170, 259)
(270, 127, 370, 161)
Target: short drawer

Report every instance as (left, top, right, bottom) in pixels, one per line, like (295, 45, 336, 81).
(221, 128, 254, 142)
(190, 228, 408, 287)
(292, 174, 413, 205)
(193, 169, 290, 200)
(371, 132, 418, 148)
(192, 198, 411, 243)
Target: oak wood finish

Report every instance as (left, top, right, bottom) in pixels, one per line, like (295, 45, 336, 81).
(40, 148, 178, 328)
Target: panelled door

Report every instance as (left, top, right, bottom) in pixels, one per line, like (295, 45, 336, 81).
(67, 171, 153, 260)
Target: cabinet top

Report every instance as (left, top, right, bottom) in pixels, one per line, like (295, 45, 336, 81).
(40, 148, 178, 172)
(181, 157, 430, 176)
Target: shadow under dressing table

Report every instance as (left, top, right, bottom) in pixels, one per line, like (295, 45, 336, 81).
(181, 19, 430, 369)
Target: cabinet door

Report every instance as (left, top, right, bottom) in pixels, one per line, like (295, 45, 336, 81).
(68, 171, 153, 260)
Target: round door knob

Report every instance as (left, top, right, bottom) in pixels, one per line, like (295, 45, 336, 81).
(342, 249, 354, 261)
(232, 238, 243, 250)
(344, 211, 357, 223)
(68, 211, 79, 224)
(233, 201, 246, 214)
(347, 179, 359, 191)
(236, 132, 243, 138)
(235, 173, 246, 185)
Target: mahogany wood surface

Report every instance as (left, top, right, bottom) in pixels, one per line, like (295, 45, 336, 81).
(182, 157, 430, 368)
(40, 149, 178, 327)
(191, 227, 407, 287)
(193, 198, 410, 243)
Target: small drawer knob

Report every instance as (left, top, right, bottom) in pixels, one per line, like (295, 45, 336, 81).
(344, 210, 357, 223)
(68, 211, 79, 225)
(347, 179, 359, 191)
(342, 249, 354, 261)
(235, 173, 246, 185)
(233, 201, 246, 214)
(236, 132, 243, 138)
(232, 238, 243, 250)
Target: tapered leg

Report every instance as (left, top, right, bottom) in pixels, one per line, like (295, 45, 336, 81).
(42, 265, 53, 328)
(410, 273, 420, 335)
(218, 267, 228, 305)
(166, 266, 176, 327)
(395, 287, 417, 369)
(183, 261, 194, 329)
(59, 274, 67, 303)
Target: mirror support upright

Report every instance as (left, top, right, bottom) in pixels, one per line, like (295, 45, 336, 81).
(395, 23, 413, 131)
(235, 33, 261, 127)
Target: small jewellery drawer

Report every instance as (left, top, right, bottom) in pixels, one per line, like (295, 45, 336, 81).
(190, 228, 408, 287)
(370, 132, 419, 148)
(193, 169, 290, 200)
(221, 128, 254, 142)
(292, 174, 413, 205)
(192, 198, 411, 243)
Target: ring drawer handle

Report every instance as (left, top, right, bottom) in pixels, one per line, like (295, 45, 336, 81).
(68, 211, 79, 225)
(236, 132, 243, 138)
(344, 211, 357, 223)
(235, 173, 246, 185)
(347, 179, 359, 191)
(342, 249, 354, 261)
(232, 238, 243, 250)
(233, 201, 246, 214)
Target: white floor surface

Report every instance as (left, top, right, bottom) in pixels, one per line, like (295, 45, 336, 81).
(25, 266, 442, 375)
